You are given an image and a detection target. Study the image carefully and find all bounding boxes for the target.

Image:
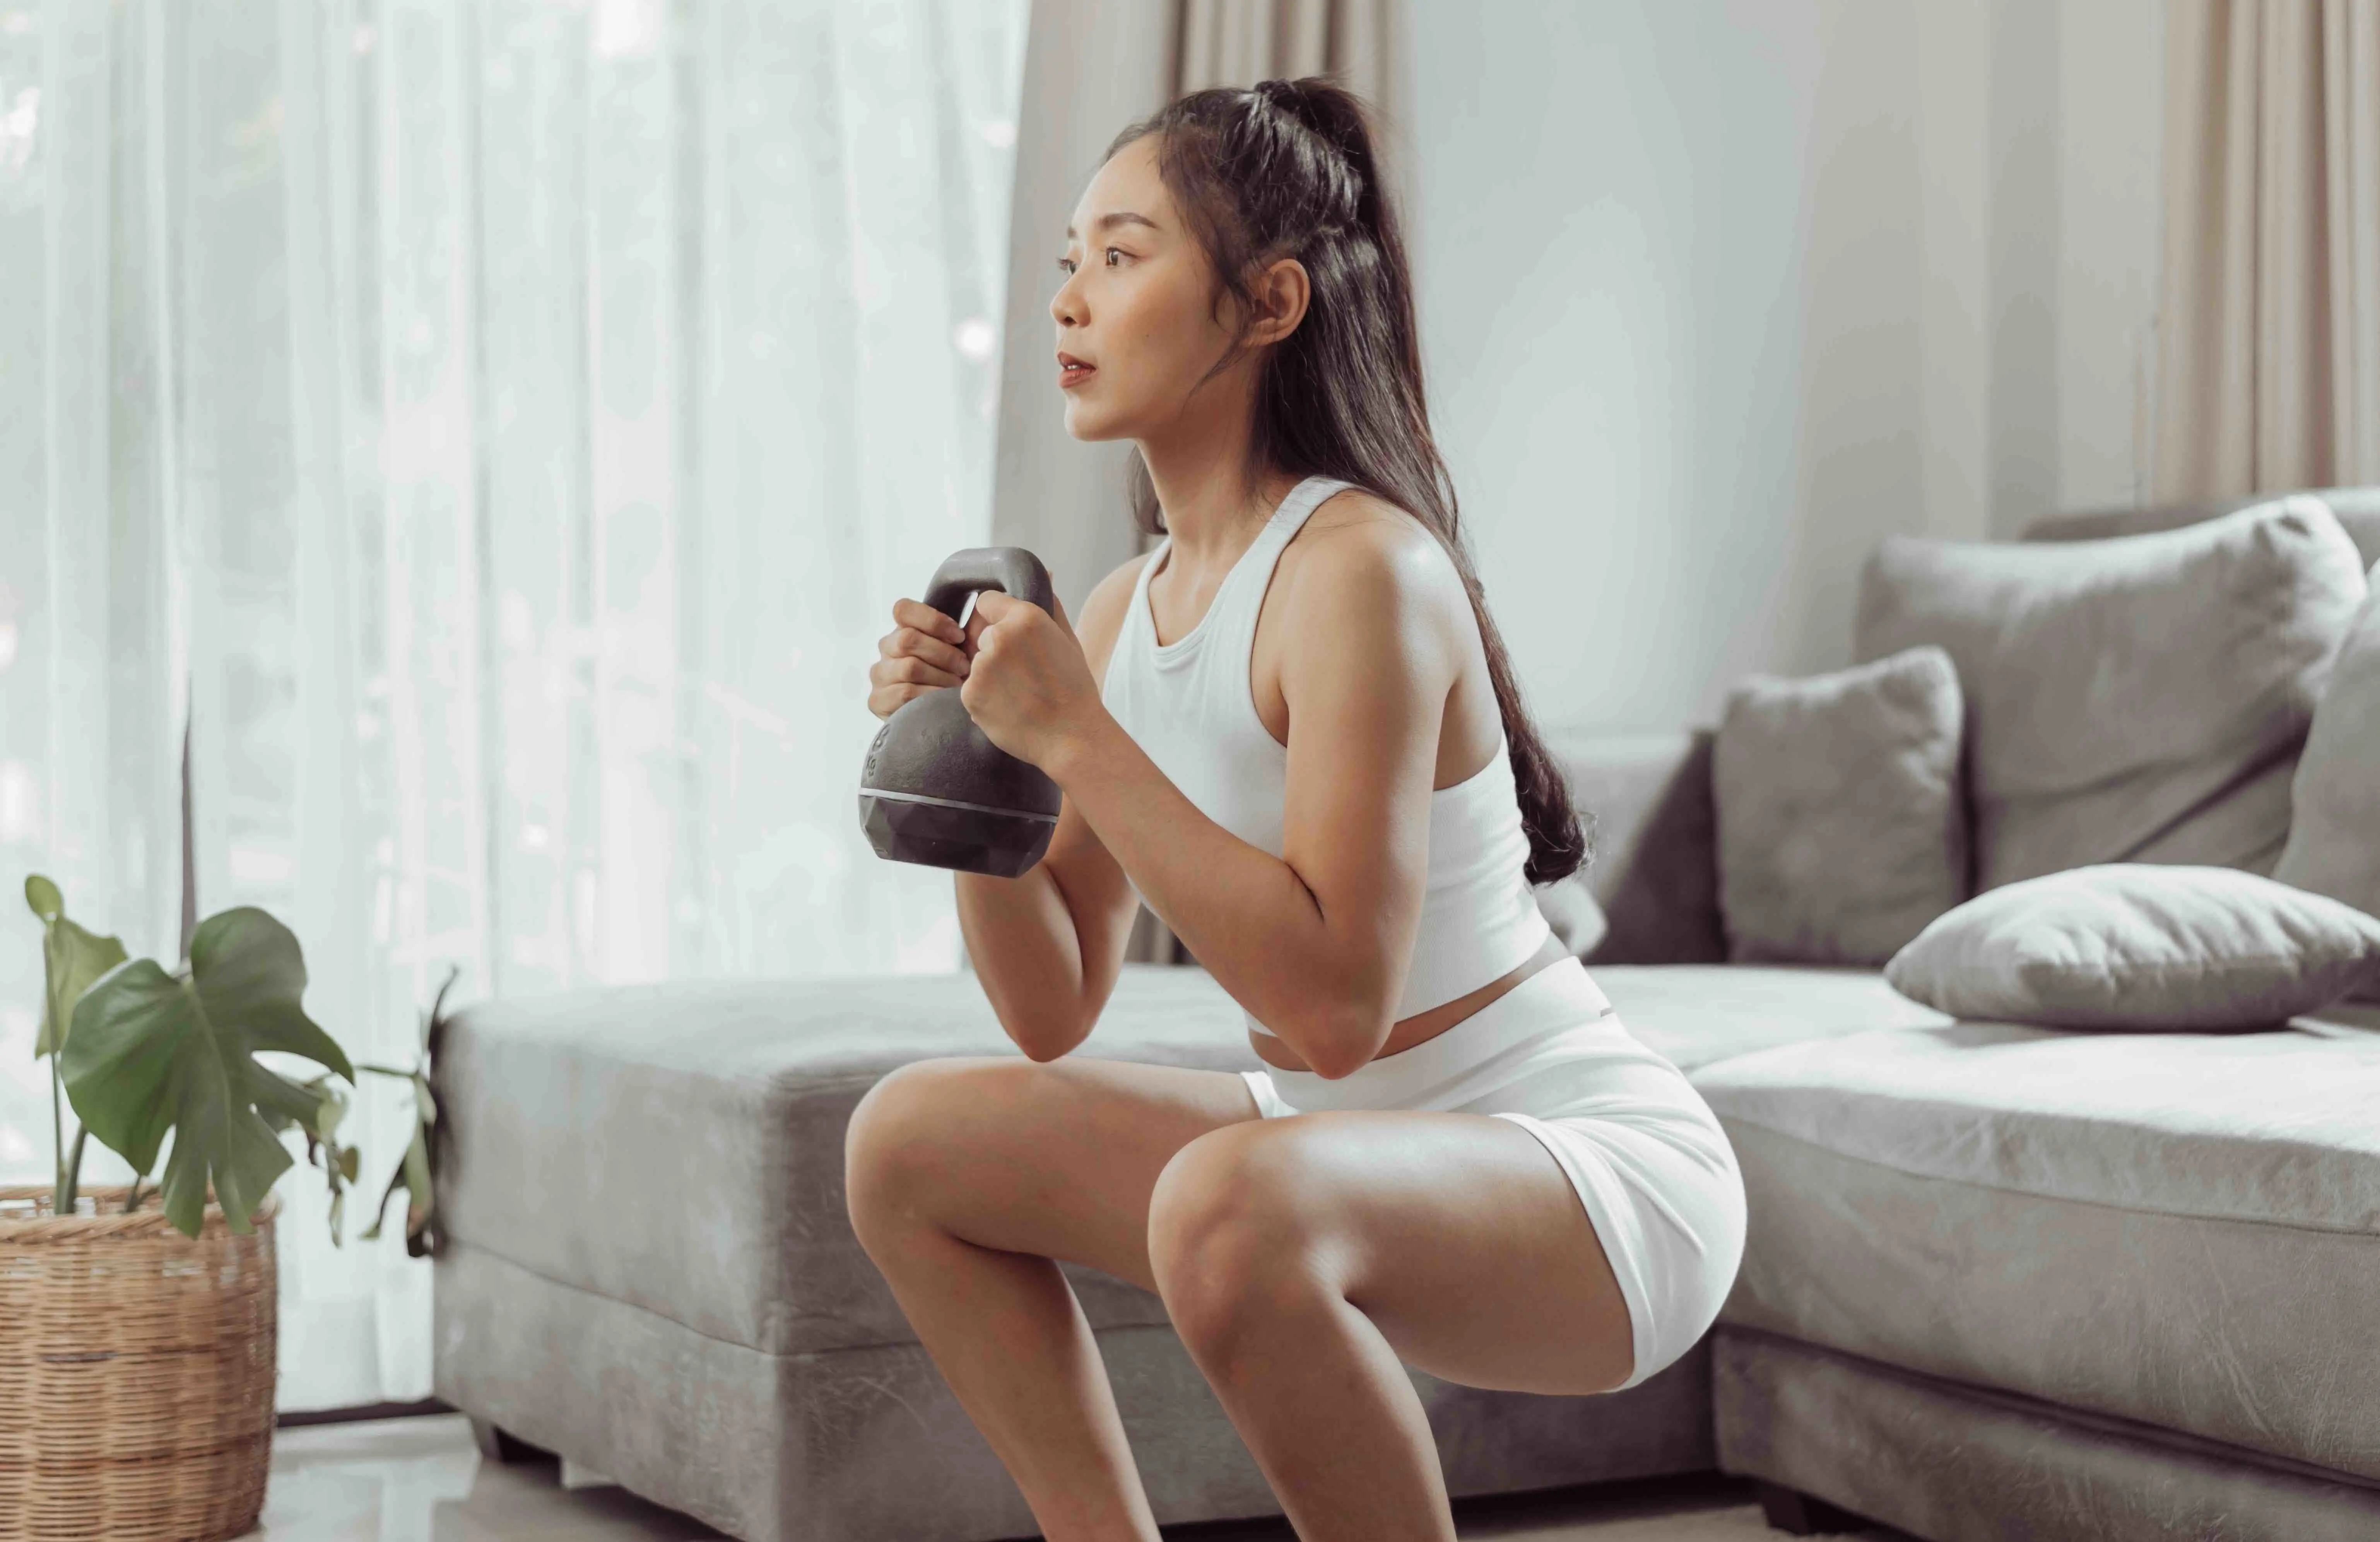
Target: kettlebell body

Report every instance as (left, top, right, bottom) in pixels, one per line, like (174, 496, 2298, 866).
(858, 547, 1063, 877)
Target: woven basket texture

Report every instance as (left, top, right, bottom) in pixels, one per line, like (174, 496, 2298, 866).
(0, 1185, 277, 1542)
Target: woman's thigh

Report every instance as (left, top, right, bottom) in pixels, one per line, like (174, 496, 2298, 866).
(1151, 1111, 1634, 1397)
(843, 1053, 1264, 1296)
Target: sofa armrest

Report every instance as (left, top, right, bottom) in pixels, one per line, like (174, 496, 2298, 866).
(1546, 729, 1726, 966)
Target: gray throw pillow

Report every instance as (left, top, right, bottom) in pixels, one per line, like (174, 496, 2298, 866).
(1884, 863, 2380, 1030)
(1854, 496, 2368, 894)
(1713, 645, 1966, 965)
(2274, 561, 2380, 996)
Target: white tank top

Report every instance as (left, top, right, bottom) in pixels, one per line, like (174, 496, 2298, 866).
(1099, 474, 1555, 1034)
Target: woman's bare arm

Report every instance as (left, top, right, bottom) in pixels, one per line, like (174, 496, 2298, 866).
(964, 516, 1459, 1078)
(950, 559, 1148, 1060)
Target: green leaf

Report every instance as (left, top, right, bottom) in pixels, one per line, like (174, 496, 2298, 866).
(58, 961, 187, 1176)
(191, 909, 356, 1085)
(361, 1138, 409, 1242)
(360, 964, 456, 1257)
(60, 908, 352, 1240)
(33, 896, 129, 1060)
(362, 1112, 436, 1253)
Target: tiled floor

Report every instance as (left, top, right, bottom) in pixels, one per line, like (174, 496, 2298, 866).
(257, 1413, 1917, 1540)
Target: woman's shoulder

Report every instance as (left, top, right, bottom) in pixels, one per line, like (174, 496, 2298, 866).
(1283, 486, 1461, 612)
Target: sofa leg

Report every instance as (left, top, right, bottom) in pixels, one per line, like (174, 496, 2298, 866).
(1754, 1479, 1868, 1535)
(469, 1418, 554, 1465)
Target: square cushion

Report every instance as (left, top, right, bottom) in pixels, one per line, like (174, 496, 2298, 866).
(1853, 496, 2369, 892)
(1713, 646, 1967, 965)
(1693, 1018, 2380, 1483)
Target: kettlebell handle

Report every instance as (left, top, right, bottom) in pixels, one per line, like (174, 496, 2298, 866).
(922, 547, 1055, 625)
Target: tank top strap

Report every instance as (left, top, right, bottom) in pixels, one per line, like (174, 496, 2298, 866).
(1216, 475, 1354, 652)
(1260, 475, 1354, 552)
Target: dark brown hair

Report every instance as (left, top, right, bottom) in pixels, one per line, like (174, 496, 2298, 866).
(1105, 77, 1589, 885)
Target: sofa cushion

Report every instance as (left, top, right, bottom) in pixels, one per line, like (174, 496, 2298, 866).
(1883, 864, 2380, 1030)
(2275, 564, 2380, 971)
(1712, 646, 1967, 966)
(1853, 496, 2368, 892)
(1591, 963, 1950, 1072)
(1693, 1017, 2380, 1482)
(1552, 730, 1727, 966)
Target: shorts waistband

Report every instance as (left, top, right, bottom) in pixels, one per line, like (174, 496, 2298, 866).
(1260, 955, 1615, 1113)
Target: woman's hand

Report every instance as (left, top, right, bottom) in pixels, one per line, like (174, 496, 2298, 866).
(960, 588, 1102, 770)
(867, 598, 988, 720)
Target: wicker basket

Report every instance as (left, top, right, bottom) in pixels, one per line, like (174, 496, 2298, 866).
(0, 1186, 278, 1542)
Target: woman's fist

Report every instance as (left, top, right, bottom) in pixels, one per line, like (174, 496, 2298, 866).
(957, 588, 1096, 768)
(867, 598, 992, 720)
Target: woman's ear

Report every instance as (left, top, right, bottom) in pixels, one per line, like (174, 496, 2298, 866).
(1247, 256, 1310, 347)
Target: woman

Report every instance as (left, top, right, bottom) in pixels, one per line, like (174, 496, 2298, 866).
(845, 78, 1746, 1542)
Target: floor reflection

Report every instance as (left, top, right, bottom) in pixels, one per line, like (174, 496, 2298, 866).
(258, 1412, 1908, 1541)
(258, 1414, 724, 1540)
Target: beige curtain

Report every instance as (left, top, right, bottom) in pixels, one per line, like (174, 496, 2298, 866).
(1175, 0, 1403, 117)
(2153, 0, 2380, 499)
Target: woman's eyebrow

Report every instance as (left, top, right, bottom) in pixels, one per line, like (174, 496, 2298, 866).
(1063, 211, 1160, 239)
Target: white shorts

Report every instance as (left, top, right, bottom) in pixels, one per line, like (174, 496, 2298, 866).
(1238, 956, 1747, 1392)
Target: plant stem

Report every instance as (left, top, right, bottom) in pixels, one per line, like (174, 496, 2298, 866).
(61, 1125, 87, 1215)
(123, 1174, 145, 1215)
(50, 1057, 64, 1211)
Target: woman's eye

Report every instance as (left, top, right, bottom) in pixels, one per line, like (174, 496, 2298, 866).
(1055, 249, 1126, 277)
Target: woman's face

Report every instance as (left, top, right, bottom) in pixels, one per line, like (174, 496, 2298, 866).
(1050, 136, 1242, 443)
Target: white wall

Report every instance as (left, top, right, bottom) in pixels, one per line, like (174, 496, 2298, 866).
(1405, 0, 2163, 733)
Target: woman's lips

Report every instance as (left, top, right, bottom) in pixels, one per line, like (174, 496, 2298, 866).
(1058, 361, 1096, 388)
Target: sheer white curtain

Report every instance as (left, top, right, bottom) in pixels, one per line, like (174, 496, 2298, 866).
(0, 0, 1026, 1412)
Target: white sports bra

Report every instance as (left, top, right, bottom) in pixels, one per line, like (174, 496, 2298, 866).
(1098, 474, 1555, 1034)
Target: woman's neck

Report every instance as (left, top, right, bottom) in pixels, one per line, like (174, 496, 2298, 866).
(1139, 434, 1301, 568)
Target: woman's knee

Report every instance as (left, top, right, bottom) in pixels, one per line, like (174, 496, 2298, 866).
(1147, 1125, 1337, 1350)
(843, 1056, 1014, 1247)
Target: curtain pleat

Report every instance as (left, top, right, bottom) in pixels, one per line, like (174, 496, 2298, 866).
(2153, 0, 2380, 497)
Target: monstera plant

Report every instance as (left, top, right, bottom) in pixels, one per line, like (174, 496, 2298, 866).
(26, 876, 360, 1239)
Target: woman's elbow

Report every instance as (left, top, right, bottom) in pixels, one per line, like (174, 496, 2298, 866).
(997, 1000, 1095, 1064)
(1297, 999, 1394, 1081)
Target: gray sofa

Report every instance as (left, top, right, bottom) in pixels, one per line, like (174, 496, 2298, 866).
(431, 491, 2380, 1540)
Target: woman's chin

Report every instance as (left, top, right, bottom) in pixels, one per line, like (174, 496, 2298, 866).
(1060, 400, 1128, 443)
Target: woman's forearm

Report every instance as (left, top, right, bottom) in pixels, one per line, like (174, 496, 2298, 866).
(955, 866, 1093, 1060)
(1045, 710, 1386, 1075)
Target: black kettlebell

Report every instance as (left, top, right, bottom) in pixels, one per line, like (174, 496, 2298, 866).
(858, 547, 1063, 877)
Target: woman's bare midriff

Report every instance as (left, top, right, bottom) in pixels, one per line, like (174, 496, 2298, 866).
(1248, 928, 1575, 1074)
